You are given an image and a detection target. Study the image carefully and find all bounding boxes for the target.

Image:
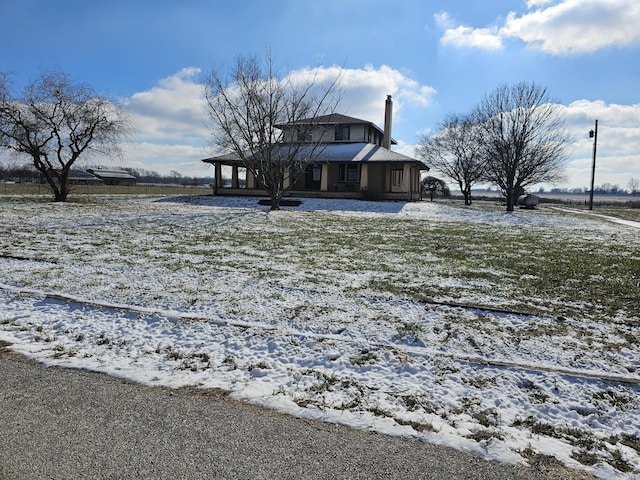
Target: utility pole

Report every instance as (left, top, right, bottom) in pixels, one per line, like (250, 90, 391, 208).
(588, 120, 598, 211)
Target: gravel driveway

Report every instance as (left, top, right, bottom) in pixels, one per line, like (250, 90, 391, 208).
(0, 342, 594, 479)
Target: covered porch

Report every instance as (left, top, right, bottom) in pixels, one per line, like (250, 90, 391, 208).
(203, 159, 425, 201)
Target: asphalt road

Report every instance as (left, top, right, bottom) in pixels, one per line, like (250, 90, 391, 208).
(0, 344, 592, 480)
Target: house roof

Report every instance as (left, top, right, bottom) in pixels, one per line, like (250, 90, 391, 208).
(283, 113, 371, 126)
(203, 143, 429, 170)
(51, 169, 103, 182)
(311, 143, 428, 168)
(86, 168, 136, 180)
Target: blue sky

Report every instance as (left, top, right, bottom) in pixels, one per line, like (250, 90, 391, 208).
(1, 0, 639, 190)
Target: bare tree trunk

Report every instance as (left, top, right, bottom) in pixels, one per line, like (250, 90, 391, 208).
(463, 185, 472, 205)
(269, 194, 281, 210)
(506, 195, 515, 212)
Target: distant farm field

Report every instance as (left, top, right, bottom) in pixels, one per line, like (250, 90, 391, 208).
(0, 181, 212, 197)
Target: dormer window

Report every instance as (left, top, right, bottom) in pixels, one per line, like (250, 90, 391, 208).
(335, 125, 350, 141)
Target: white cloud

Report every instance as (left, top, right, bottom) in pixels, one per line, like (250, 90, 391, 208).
(560, 100, 640, 188)
(123, 67, 208, 143)
(328, 64, 436, 124)
(435, 12, 503, 51)
(502, 0, 640, 55)
(564, 99, 640, 127)
(438, 0, 640, 55)
(433, 12, 454, 29)
(120, 65, 436, 176)
(108, 142, 212, 178)
(285, 64, 436, 123)
(526, 0, 553, 7)
(439, 25, 503, 51)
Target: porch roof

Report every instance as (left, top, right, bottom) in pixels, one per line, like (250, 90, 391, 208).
(202, 143, 429, 170)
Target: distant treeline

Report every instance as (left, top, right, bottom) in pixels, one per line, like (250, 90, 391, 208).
(537, 186, 638, 196)
(0, 164, 213, 186)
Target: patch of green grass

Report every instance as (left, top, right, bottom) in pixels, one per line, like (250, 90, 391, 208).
(581, 205, 640, 223)
(401, 394, 437, 414)
(472, 408, 499, 428)
(618, 434, 640, 454)
(308, 371, 343, 393)
(247, 361, 270, 371)
(518, 380, 549, 404)
(517, 418, 640, 472)
(394, 417, 435, 432)
(349, 350, 378, 366)
(571, 449, 600, 466)
(222, 355, 237, 370)
(512, 416, 563, 439)
(462, 376, 497, 389)
(592, 389, 636, 410)
(3, 199, 639, 323)
(393, 322, 424, 343)
(521, 448, 567, 471)
(466, 429, 503, 443)
(607, 449, 634, 473)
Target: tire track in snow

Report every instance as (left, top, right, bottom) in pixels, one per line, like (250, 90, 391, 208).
(2, 283, 639, 386)
(550, 206, 640, 229)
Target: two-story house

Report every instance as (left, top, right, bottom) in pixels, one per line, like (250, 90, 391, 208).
(202, 96, 428, 200)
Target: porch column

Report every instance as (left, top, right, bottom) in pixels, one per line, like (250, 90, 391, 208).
(360, 164, 369, 191)
(247, 169, 256, 189)
(231, 166, 239, 188)
(320, 164, 329, 191)
(215, 163, 222, 189)
(403, 164, 411, 193)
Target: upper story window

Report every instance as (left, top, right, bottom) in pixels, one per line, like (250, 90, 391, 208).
(335, 125, 350, 141)
(296, 127, 312, 142)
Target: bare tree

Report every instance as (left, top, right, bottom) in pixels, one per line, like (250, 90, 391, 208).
(420, 175, 450, 201)
(203, 52, 340, 210)
(628, 178, 639, 195)
(0, 70, 129, 202)
(417, 113, 486, 205)
(473, 82, 570, 211)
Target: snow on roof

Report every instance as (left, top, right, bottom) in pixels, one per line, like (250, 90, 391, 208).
(203, 143, 428, 169)
(87, 168, 136, 180)
(282, 113, 373, 126)
(65, 169, 103, 182)
(313, 142, 427, 167)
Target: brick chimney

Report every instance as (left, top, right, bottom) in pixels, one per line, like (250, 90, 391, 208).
(383, 95, 392, 149)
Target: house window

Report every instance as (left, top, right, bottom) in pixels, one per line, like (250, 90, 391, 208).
(296, 126, 312, 142)
(312, 165, 321, 182)
(339, 164, 358, 182)
(347, 165, 358, 181)
(335, 125, 350, 141)
(392, 169, 404, 187)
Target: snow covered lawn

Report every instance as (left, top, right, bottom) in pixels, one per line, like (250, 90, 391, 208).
(1, 195, 638, 479)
